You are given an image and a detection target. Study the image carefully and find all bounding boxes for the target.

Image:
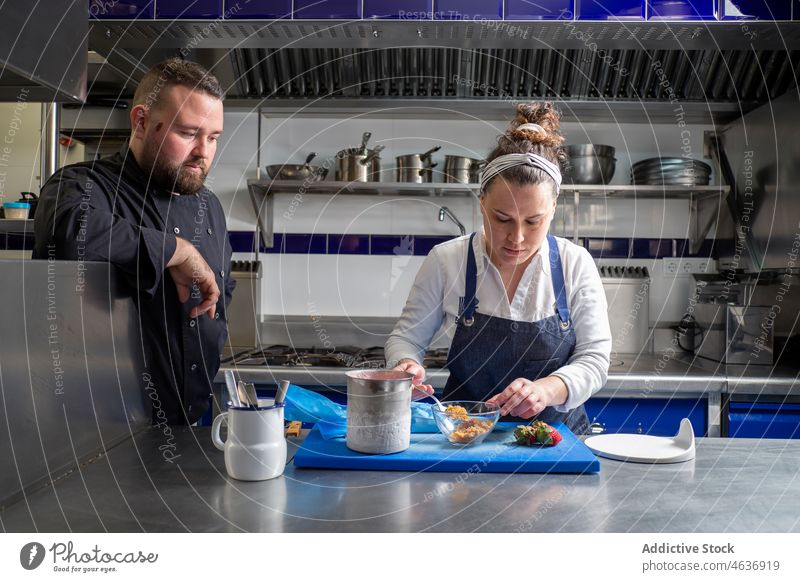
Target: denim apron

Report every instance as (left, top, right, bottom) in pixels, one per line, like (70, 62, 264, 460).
(443, 233, 590, 434)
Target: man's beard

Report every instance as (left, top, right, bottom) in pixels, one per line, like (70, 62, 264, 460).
(139, 143, 207, 195)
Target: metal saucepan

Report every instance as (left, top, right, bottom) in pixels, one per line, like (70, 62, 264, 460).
(266, 152, 329, 181)
(396, 146, 441, 183)
(335, 132, 384, 182)
(444, 155, 486, 184)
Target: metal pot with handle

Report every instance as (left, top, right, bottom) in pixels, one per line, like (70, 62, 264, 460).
(395, 145, 441, 183)
(444, 155, 486, 184)
(335, 131, 384, 182)
(266, 152, 329, 181)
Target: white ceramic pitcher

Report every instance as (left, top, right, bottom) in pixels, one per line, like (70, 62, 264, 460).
(212, 400, 287, 481)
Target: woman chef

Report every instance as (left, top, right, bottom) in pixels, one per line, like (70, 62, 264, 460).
(386, 102, 611, 433)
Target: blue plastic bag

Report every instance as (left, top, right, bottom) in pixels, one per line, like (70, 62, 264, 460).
(284, 384, 438, 439)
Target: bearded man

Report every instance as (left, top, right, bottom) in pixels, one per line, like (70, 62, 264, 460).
(34, 58, 235, 425)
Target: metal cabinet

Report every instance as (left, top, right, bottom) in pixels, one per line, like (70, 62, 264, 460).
(584, 397, 708, 436)
(727, 399, 800, 438)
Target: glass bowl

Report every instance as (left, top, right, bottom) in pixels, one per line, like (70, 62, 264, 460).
(431, 401, 501, 446)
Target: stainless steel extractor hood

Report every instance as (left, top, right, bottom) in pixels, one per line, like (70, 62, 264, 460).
(84, 19, 800, 123)
(0, 0, 87, 103)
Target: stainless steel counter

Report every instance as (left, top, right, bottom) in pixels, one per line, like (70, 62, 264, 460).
(219, 352, 799, 397)
(2, 428, 798, 533)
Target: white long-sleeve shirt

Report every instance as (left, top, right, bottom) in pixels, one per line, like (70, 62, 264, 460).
(385, 229, 612, 412)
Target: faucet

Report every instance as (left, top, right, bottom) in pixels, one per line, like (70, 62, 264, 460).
(438, 206, 466, 236)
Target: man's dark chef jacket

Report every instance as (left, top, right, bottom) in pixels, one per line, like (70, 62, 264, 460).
(33, 144, 236, 425)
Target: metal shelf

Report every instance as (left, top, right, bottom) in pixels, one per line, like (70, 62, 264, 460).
(252, 179, 725, 198)
(564, 184, 727, 199)
(0, 219, 34, 234)
(249, 179, 478, 197)
(248, 179, 729, 250)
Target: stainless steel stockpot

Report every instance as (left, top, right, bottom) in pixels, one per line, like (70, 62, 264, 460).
(345, 369, 414, 454)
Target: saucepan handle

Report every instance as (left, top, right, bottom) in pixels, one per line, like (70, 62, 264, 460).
(211, 412, 228, 451)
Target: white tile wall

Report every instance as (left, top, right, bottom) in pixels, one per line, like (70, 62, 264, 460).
(194, 111, 719, 322)
(242, 253, 425, 317)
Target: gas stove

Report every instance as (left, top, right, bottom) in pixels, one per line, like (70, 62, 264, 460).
(222, 345, 450, 369)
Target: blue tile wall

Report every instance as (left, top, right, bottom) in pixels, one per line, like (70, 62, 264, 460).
(229, 0, 292, 18)
(156, 0, 223, 19)
(227, 232, 716, 258)
(89, 0, 155, 18)
(433, 0, 502, 19)
(718, 1, 791, 20)
(576, 0, 644, 19)
(506, 0, 574, 19)
(674, 238, 715, 257)
(586, 237, 630, 258)
(328, 234, 370, 254)
(648, 0, 716, 19)
(90, 0, 794, 19)
(285, 233, 328, 254)
(365, 0, 433, 19)
(413, 235, 453, 255)
(371, 235, 415, 255)
(294, 0, 363, 19)
(631, 238, 672, 258)
(228, 230, 259, 253)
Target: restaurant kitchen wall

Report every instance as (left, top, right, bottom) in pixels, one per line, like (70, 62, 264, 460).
(0, 103, 85, 259)
(210, 110, 716, 332)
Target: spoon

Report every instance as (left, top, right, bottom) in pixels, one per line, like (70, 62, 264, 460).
(414, 385, 456, 432)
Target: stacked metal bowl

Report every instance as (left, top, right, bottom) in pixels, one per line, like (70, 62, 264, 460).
(564, 144, 617, 185)
(631, 157, 711, 186)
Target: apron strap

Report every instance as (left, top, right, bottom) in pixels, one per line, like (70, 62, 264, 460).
(459, 233, 479, 325)
(547, 234, 571, 328)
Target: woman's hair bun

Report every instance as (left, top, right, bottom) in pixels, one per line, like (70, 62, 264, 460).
(507, 102, 565, 149)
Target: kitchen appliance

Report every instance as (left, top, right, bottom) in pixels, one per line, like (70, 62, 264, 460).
(335, 132, 384, 182)
(222, 345, 449, 369)
(599, 266, 651, 354)
(294, 421, 600, 473)
(694, 302, 773, 365)
(17, 192, 38, 218)
(265, 152, 328, 181)
(227, 260, 262, 348)
(345, 369, 414, 454)
(443, 155, 485, 184)
(564, 144, 616, 184)
(395, 146, 441, 183)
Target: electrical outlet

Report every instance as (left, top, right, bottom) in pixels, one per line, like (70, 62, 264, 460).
(664, 259, 680, 275)
(664, 258, 717, 276)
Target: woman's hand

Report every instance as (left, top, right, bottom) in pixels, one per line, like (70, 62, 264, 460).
(393, 358, 434, 400)
(486, 376, 567, 418)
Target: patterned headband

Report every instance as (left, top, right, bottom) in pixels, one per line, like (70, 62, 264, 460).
(479, 152, 562, 195)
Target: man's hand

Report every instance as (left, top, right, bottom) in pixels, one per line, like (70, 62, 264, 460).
(167, 237, 220, 319)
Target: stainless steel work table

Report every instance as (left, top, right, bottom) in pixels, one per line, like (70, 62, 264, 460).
(2, 428, 798, 533)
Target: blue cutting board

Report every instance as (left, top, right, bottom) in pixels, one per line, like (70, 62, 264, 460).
(293, 422, 600, 474)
